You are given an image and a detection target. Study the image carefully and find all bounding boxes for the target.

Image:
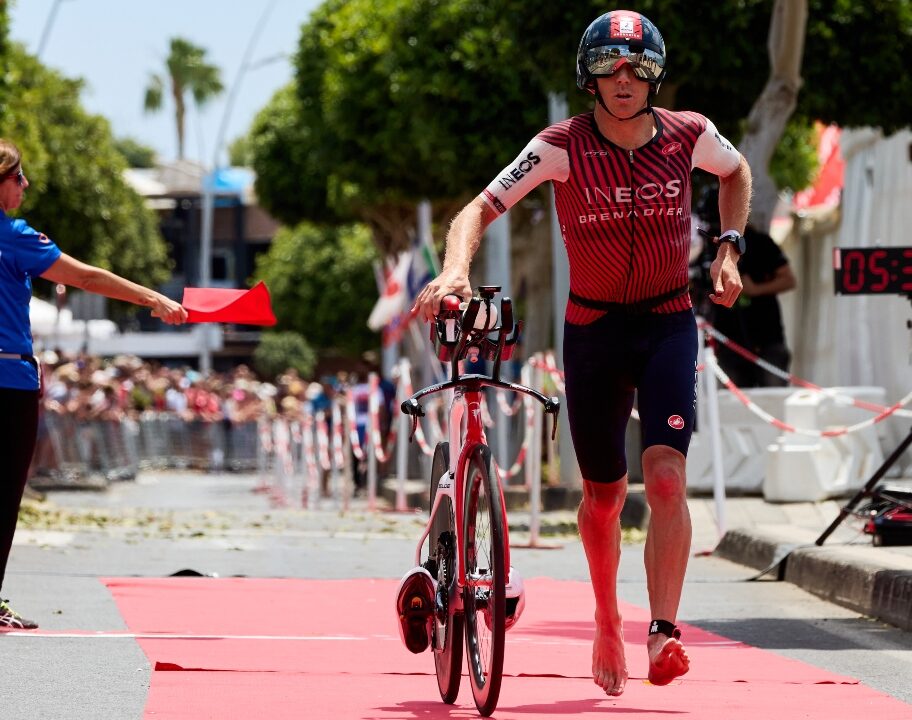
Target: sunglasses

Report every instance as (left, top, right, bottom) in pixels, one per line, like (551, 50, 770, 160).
(584, 45, 665, 84)
(3, 168, 24, 187)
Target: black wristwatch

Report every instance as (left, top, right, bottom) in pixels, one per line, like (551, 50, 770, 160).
(718, 230, 746, 255)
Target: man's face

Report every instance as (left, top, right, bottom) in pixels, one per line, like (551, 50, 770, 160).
(0, 166, 28, 211)
(596, 64, 650, 119)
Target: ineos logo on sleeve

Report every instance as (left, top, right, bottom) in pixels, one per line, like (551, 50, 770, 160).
(667, 415, 685, 430)
(497, 150, 542, 190)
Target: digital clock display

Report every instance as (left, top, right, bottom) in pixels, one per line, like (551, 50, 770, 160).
(833, 247, 912, 295)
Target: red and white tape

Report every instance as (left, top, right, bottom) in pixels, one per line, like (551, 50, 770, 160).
(703, 322, 912, 419)
(707, 353, 912, 437)
(398, 362, 436, 457)
(492, 398, 534, 481)
(345, 389, 366, 461)
(316, 411, 332, 471)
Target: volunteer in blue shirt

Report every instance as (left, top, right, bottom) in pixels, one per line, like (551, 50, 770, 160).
(0, 139, 187, 629)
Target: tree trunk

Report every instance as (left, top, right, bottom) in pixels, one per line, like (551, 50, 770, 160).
(173, 81, 186, 160)
(738, 0, 808, 231)
(359, 202, 418, 258)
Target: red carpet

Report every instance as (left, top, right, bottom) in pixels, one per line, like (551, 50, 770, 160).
(103, 577, 909, 719)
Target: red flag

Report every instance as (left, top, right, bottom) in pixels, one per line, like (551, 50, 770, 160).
(182, 281, 277, 326)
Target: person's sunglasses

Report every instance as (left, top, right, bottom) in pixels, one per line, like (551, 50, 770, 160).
(3, 168, 24, 187)
(584, 45, 665, 84)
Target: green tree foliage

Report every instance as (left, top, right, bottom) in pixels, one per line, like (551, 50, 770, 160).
(227, 133, 252, 167)
(252, 0, 544, 252)
(248, 84, 342, 227)
(316, 0, 542, 205)
(253, 222, 378, 356)
(4, 45, 171, 290)
(114, 137, 157, 168)
(801, 0, 912, 134)
(769, 116, 819, 194)
(253, 331, 317, 380)
(144, 37, 224, 160)
(0, 1, 9, 128)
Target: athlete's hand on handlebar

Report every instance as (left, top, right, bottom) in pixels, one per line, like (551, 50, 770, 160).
(412, 270, 472, 322)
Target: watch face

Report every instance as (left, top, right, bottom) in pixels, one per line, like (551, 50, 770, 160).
(722, 234, 745, 253)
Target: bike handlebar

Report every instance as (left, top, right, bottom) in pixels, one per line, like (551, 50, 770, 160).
(432, 289, 521, 384)
(406, 287, 559, 440)
(401, 374, 560, 441)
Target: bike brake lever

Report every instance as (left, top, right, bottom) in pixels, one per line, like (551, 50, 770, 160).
(401, 398, 425, 417)
(409, 414, 419, 444)
(545, 397, 560, 441)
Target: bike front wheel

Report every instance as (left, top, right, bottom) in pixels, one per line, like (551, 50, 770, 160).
(428, 442, 463, 704)
(462, 445, 505, 717)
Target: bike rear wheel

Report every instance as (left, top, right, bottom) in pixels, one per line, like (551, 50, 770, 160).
(428, 442, 463, 704)
(462, 446, 505, 717)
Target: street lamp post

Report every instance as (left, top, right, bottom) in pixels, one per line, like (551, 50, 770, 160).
(198, 0, 280, 372)
(37, 0, 75, 59)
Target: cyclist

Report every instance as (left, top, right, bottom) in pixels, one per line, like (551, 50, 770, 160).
(413, 10, 751, 696)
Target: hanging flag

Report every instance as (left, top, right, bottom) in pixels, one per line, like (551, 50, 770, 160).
(367, 252, 411, 331)
(406, 236, 439, 304)
(408, 200, 440, 304)
(182, 281, 277, 325)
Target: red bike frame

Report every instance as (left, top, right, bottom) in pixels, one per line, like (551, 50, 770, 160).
(451, 386, 511, 593)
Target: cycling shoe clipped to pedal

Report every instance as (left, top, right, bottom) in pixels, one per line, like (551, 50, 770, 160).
(396, 566, 436, 653)
(505, 566, 526, 631)
(481, 566, 526, 632)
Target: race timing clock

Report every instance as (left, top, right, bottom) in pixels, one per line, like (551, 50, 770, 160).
(833, 247, 912, 295)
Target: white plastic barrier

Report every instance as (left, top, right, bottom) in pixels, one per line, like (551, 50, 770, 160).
(764, 387, 887, 502)
(687, 387, 794, 494)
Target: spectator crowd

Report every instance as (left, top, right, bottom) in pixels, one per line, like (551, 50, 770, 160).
(38, 351, 339, 425)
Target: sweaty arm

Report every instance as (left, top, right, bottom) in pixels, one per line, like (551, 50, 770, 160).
(413, 137, 568, 321)
(41, 253, 187, 324)
(692, 119, 752, 307)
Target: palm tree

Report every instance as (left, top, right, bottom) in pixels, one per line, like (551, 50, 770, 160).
(144, 37, 224, 160)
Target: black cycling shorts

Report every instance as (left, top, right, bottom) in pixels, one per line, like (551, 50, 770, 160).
(563, 309, 698, 484)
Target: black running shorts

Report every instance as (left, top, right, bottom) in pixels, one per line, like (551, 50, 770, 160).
(563, 309, 698, 484)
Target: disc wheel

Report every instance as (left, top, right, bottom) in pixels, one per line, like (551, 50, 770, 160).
(462, 446, 505, 717)
(428, 442, 463, 704)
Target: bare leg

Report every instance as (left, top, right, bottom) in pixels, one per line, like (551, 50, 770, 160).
(578, 476, 628, 696)
(642, 445, 691, 685)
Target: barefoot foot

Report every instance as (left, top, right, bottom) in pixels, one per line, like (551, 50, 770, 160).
(592, 621, 628, 696)
(647, 633, 690, 686)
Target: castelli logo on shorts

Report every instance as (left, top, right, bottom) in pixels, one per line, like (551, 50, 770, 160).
(661, 142, 681, 156)
(667, 415, 685, 430)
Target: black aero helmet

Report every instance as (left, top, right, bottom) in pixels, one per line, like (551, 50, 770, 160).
(577, 10, 667, 96)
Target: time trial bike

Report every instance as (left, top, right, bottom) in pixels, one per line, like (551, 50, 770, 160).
(398, 286, 559, 716)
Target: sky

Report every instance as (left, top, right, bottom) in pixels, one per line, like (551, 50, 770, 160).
(9, 0, 322, 165)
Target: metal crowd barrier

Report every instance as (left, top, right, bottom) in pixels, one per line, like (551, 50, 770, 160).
(30, 413, 263, 489)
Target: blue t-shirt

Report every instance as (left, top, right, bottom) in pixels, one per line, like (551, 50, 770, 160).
(0, 212, 62, 390)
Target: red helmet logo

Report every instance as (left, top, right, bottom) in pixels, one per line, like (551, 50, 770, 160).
(662, 142, 681, 156)
(668, 415, 685, 430)
(611, 14, 643, 40)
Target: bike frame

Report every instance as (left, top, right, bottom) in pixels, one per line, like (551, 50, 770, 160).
(411, 379, 512, 615)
